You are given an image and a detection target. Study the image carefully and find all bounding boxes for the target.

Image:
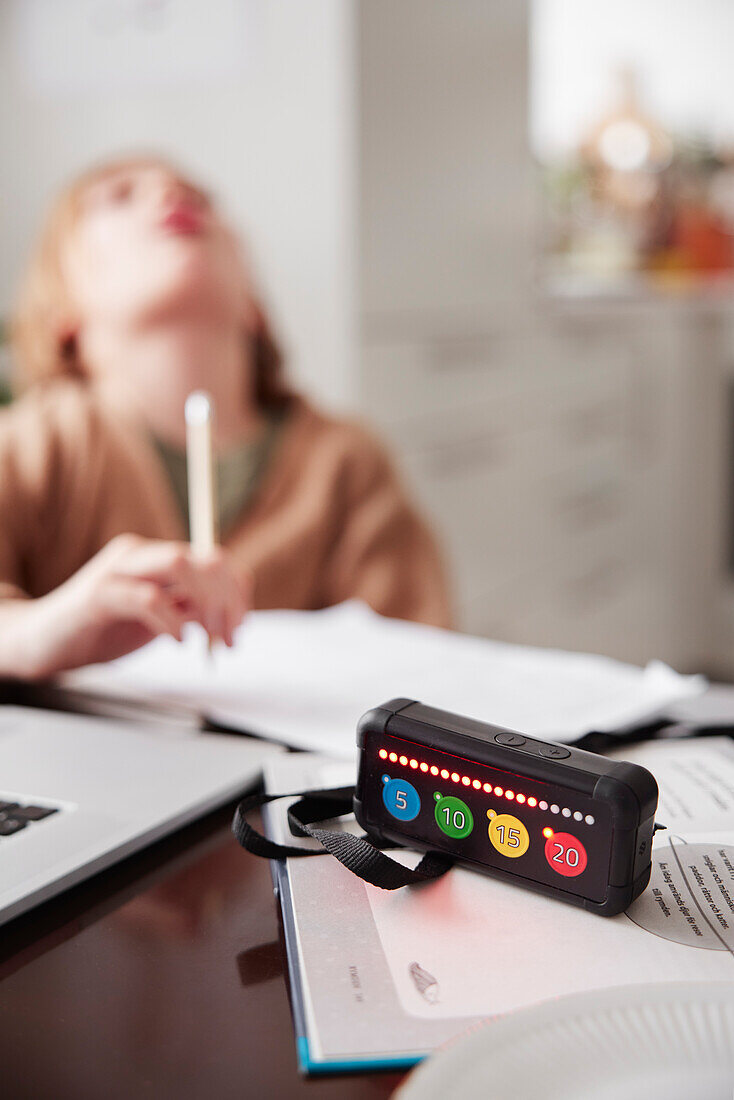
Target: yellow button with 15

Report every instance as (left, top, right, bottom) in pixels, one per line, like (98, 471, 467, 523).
(487, 812, 529, 858)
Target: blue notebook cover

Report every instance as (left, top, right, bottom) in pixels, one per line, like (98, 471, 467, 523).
(261, 755, 478, 1076)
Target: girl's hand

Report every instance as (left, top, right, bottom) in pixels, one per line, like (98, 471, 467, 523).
(8, 534, 250, 679)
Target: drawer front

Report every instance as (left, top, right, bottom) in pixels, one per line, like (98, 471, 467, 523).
(360, 321, 680, 661)
(361, 323, 638, 433)
(459, 559, 680, 667)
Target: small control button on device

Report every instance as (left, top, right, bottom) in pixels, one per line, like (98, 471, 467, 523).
(494, 732, 526, 747)
(382, 776, 421, 821)
(538, 745, 571, 760)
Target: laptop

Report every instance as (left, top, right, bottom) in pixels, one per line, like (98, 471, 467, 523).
(0, 705, 282, 926)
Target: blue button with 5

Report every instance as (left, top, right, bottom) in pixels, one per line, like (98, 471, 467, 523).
(382, 775, 421, 821)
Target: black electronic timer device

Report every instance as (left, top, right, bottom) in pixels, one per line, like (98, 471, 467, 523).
(354, 699, 659, 917)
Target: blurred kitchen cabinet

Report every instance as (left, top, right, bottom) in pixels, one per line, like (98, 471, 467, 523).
(360, 309, 725, 670)
(354, 0, 728, 672)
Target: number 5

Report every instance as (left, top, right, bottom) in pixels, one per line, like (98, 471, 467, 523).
(395, 790, 408, 811)
(508, 828, 520, 848)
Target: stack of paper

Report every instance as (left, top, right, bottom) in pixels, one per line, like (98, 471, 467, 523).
(66, 601, 705, 758)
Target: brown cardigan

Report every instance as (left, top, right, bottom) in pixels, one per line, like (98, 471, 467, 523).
(0, 381, 451, 628)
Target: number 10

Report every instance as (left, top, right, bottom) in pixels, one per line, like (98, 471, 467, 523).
(443, 806, 466, 830)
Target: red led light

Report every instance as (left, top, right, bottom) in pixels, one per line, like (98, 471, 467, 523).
(543, 827, 554, 839)
(376, 747, 546, 810)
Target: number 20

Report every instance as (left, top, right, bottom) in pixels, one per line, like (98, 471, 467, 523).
(552, 841, 579, 867)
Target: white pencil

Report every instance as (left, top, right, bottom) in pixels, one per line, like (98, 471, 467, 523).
(185, 391, 218, 653)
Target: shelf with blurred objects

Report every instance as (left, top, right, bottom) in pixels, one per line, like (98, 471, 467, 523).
(357, 0, 733, 679)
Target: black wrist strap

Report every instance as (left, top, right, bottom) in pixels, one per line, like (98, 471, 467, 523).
(231, 785, 453, 890)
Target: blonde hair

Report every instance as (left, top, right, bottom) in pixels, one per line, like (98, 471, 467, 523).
(10, 155, 290, 409)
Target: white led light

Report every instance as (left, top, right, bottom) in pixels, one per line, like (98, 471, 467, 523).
(573, 811, 583, 822)
(550, 804, 559, 814)
(585, 815, 595, 825)
(562, 807, 571, 818)
(539, 800, 548, 811)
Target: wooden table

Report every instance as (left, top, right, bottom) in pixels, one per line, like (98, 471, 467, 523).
(0, 798, 403, 1099)
(3, 685, 732, 1098)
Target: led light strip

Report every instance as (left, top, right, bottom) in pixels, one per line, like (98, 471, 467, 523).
(377, 747, 595, 825)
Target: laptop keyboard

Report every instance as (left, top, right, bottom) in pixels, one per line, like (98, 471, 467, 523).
(0, 800, 59, 837)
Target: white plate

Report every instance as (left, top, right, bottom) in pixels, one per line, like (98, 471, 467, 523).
(397, 983, 734, 1100)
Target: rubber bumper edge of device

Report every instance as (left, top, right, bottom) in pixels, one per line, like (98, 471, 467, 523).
(582, 861, 652, 918)
(356, 700, 415, 752)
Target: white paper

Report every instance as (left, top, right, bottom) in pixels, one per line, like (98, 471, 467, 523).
(608, 737, 734, 833)
(366, 849, 734, 1020)
(366, 738, 734, 1019)
(261, 738, 734, 1028)
(66, 601, 705, 758)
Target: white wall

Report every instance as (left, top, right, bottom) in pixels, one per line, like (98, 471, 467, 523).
(532, 0, 734, 159)
(359, 0, 534, 329)
(0, 0, 357, 408)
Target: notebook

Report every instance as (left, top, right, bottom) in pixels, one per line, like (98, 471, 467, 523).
(261, 736, 734, 1074)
